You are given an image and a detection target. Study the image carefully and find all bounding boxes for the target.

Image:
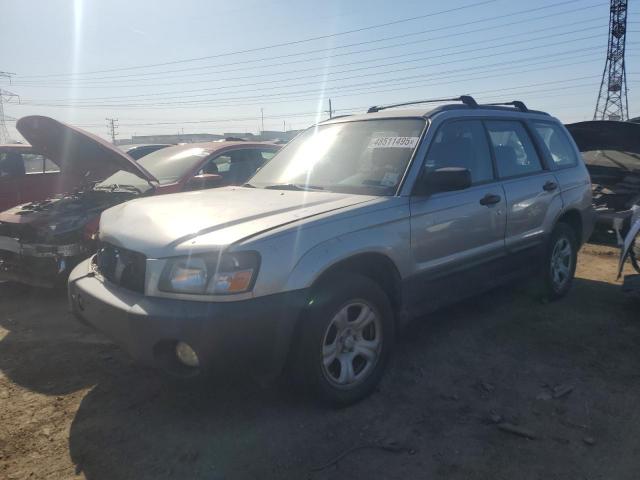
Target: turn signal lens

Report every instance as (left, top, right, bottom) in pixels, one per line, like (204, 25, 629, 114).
(209, 269, 254, 294)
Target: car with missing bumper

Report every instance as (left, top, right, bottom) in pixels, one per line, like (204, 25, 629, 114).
(69, 96, 594, 405)
(0, 116, 279, 287)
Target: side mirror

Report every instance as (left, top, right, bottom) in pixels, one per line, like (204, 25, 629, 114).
(185, 173, 224, 191)
(416, 167, 472, 195)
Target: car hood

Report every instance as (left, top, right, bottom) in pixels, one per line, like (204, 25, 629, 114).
(99, 187, 377, 257)
(566, 120, 640, 171)
(16, 115, 158, 183)
(0, 190, 138, 243)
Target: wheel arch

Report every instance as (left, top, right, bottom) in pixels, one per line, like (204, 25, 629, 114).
(556, 208, 584, 245)
(308, 252, 404, 314)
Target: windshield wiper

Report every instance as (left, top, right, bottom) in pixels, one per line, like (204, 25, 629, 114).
(94, 183, 145, 194)
(263, 183, 325, 191)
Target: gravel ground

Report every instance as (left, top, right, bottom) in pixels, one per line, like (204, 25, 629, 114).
(1, 244, 639, 480)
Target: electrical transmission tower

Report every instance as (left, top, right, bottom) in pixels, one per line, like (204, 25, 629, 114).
(106, 117, 119, 144)
(0, 71, 19, 143)
(594, 0, 629, 121)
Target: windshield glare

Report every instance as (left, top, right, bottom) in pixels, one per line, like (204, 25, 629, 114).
(249, 119, 425, 195)
(95, 146, 211, 189)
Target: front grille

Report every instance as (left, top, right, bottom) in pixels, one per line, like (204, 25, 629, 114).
(95, 242, 147, 293)
(0, 221, 28, 240)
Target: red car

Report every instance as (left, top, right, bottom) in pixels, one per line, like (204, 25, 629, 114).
(0, 116, 279, 287)
(0, 143, 87, 212)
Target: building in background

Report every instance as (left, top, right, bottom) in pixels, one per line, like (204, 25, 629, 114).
(117, 129, 302, 145)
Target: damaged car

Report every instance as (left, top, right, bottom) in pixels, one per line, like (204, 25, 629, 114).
(566, 120, 640, 245)
(0, 116, 279, 287)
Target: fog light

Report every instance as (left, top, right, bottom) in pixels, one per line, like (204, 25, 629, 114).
(175, 342, 199, 367)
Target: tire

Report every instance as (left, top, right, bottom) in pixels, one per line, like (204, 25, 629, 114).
(540, 222, 578, 301)
(290, 273, 395, 407)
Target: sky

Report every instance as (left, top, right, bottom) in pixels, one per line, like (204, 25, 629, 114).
(1, 0, 639, 142)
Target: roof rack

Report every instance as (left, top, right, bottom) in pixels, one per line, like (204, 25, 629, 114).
(482, 101, 529, 112)
(367, 95, 478, 113)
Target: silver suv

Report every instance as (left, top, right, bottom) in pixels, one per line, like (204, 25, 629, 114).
(69, 96, 594, 406)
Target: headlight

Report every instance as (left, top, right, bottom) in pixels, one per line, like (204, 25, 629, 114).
(158, 251, 260, 295)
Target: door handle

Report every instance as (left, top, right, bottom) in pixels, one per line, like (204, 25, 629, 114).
(543, 181, 558, 192)
(479, 193, 501, 206)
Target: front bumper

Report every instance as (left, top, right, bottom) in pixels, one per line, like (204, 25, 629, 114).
(0, 243, 86, 287)
(68, 258, 309, 378)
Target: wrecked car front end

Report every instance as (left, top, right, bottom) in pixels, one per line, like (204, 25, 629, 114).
(566, 120, 640, 245)
(0, 115, 158, 287)
(0, 189, 138, 287)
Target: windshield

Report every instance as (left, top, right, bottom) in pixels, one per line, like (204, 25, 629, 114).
(249, 119, 425, 195)
(95, 146, 211, 189)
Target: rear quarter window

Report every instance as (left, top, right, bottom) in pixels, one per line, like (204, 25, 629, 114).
(533, 122, 578, 168)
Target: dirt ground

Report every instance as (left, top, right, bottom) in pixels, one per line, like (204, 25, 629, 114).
(1, 245, 639, 480)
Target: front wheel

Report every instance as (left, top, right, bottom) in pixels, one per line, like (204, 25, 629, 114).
(540, 222, 578, 300)
(290, 274, 395, 407)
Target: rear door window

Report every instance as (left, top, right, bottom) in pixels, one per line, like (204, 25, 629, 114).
(533, 122, 578, 168)
(425, 120, 494, 184)
(485, 121, 543, 178)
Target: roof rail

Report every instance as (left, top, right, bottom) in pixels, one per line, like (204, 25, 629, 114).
(483, 101, 529, 112)
(367, 95, 478, 113)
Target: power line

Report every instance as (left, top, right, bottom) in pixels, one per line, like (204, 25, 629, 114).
(9, 82, 628, 132)
(18, 33, 607, 109)
(15, 0, 498, 78)
(18, 19, 607, 102)
(11, 0, 604, 85)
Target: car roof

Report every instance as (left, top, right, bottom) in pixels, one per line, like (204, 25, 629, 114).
(158, 141, 279, 155)
(320, 104, 552, 125)
(120, 143, 173, 151)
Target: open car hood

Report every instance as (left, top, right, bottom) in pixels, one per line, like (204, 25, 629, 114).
(566, 121, 640, 171)
(16, 115, 158, 183)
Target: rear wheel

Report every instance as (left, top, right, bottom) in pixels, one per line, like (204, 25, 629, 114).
(541, 222, 577, 300)
(290, 274, 394, 407)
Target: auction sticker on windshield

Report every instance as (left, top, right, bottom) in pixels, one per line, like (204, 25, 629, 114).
(369, 136, 419, 149)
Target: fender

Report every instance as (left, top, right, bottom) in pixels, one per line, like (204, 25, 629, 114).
(283, 218, 412, 293)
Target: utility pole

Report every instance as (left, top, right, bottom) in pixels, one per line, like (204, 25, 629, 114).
(283, 120, 286, 132)
(106, 117, 118, 144)
(594, 0, 629, 120)
(325, 98, 334, 119)
(0, 72, 19, 144)
(260, 108, 264, 133)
